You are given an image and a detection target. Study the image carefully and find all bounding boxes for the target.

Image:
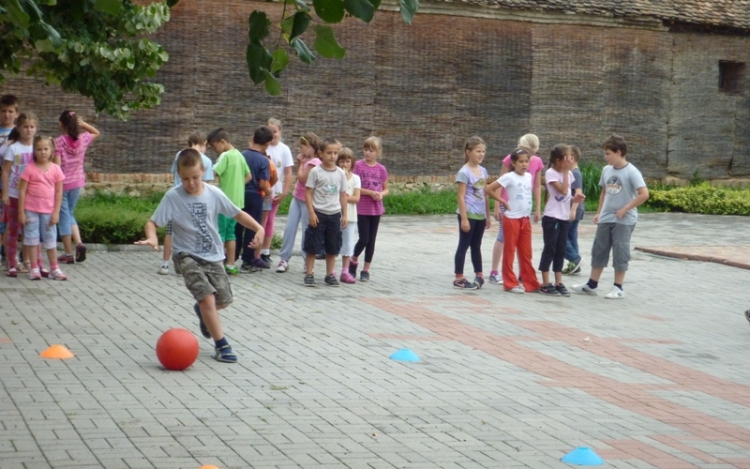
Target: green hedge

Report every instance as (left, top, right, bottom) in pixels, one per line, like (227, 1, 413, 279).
(648, 183, 750, 215)
(76, 192, 164, 244)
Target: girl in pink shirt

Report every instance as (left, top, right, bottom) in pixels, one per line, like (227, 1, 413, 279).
(349, 136, 389, 282)
(18, 136, 66, 280)
(54, 110, 100, 264)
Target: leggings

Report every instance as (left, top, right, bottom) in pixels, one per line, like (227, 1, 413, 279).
(538, 216, 570, 273)
(263, 200, 281, 240)
(279, 198, 310, 262)
(454, 215, 486, 275)
(353, 215, 381, 263)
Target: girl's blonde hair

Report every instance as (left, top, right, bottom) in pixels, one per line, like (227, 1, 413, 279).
(463, 136, 485, 163)
(32, 136, 55, 162)
(17, 112, 38, 127)
(267, 118, 282, 143)
(363, 136, 382, 155)
(337, 146, 355, 166)
(517, 133, 539, 155)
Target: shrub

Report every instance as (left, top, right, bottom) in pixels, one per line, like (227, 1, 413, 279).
(76, 192, 164, 244)
(647, 183, 750, 215)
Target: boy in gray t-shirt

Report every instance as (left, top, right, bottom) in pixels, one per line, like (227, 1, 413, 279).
(572, 135, 649, 300)
(137, 149, 264, 364)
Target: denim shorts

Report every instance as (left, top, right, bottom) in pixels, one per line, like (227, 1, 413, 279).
(23, 211, 57, 249)
(59, 188, 81, 237)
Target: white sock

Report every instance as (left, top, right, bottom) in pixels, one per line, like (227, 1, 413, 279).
(161, 260, 169, 268)
(261, 249, 270, 255)
(226, 264, 235, 268)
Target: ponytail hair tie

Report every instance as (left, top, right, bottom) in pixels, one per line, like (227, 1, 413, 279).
(69, 111, 75, 116)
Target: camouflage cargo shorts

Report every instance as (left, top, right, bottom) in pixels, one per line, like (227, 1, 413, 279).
(173, 253, 233, 306)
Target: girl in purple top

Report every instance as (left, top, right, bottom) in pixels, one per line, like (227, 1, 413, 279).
(53, 110, 100, 264)
(349, 136, 388, 282)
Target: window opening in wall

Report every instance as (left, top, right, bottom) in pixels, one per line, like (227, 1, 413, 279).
(719, 60, 745, 93)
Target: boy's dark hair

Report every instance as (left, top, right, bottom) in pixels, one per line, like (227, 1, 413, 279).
(570, 145, 581, 162)
(320, 138, 339, 153)
(0, 94, 19, 110)
(253, 126, 274, 145)
(176, 148, 203, 171)
(187, 131, 206, 147)
(207, 128, 230, 145)
(59, 110, 80, 140)
(549, 144, 570, 168)
(6, 127, 19, 143)
(602, 135, 627, 157)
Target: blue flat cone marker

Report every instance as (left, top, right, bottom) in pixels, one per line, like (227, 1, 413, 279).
(562, 447, 604, 466)
(389, 349, 420, 362)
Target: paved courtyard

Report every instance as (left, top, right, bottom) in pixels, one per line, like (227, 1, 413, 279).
(1, 213, 749, 469)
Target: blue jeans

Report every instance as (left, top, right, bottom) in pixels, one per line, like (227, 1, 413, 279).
(59, 188, 81, 237)
(564, 219, 581, 262)
(279, 198, 309, 262)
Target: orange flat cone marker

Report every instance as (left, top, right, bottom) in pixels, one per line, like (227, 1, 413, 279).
(40, 345, 74, 359)
(199, 466, 220, 469)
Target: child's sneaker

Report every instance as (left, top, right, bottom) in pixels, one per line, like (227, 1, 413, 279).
(214, 344, 237, 363)
(488, 273, 503, 285)
(555, 283, 570, 297)
(40, 267, 49, 278)
(360, 270, 370, 282)
(7, 267, 16, 277)
(563, 257, 583, 275)
(324, 274, 340, 287)
(260, 253, 272, 264)
(57, 254, 75, 265)
(29, 267, 42, 281)
(304, 274, 316, 287)
(251, 257, 270, 269)
(473, 276, 485, 289)
(240, 262, 259, 273)
(604, 285, 625, 299)
(572, 283, 598, 295)
(158, 265, 169, 275)
(48, 268, 67, 281)
(506, 286, 525, 293)
(225, 265, 239, 275)
(348, 261, 358, 277)
(453, 278, 478, 290)
(193, 303, 211, 339)
(539, 283, 560, 296)
(75, 243, 87, 263)
(340, 272, 356, 284)
(276, 260, 289, 273)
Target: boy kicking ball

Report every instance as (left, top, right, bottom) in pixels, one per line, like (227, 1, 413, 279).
(136, 149, 264, 363)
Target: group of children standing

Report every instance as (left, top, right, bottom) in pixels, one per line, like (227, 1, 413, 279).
(453, 133, 649, 300)
(142, 123, 389, 363)
(0, 94, 98, 281)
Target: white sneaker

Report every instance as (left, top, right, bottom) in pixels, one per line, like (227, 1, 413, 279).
(48, 268, 67, 281)
(276, 260, 289, 273)
(572, 283, 598, 295)
(507, 286, 525, 293)
(604, 286, 625, 299)
(488, 273, 503, 285)
(158, 265, 169, 275)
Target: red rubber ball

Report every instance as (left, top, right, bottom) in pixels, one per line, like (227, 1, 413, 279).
(156, 328, 199, 371)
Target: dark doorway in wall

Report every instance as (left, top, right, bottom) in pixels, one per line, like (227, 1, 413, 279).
(719, 60, 745, 93)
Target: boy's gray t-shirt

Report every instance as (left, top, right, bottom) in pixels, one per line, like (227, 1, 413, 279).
(598, 163, 646, 225)
(306, 165, 348, 215)
(571, 167, 584, 221)
(151, 184, 240, 262)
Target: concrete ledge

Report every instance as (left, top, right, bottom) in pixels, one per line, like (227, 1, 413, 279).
(636, 245, 750, 270)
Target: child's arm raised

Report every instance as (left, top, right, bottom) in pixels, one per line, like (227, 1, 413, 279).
(50, 180, 63, 227)
(235, 211, 264, 249)
(135, 220, 159, 251)
(298, 160, 315, 185)
(17, 179, 27, 226)
(79, 118, 100, 140)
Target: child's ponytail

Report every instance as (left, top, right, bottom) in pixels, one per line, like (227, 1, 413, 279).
(59, 110, 80, 140)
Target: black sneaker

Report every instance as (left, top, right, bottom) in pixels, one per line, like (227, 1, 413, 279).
(453, 278, 478, 290)
(252, 257, 270, 270)
(324, 274, 340, 287)
(75, 243, 87, 263)
(745, 309, 750, 325)
(240, 262, 259, 273)
(304, 274, 316, 287)
(539, 283, 561, 296)
(214, 344, 238, 363)
(193, 303, 211, 339)
(473, 276, 485, 289)
(360, 270, 370, 282)
(349, 261, 358, 277)
(260, 254, 272, 264)
(555, 283, 571, 297)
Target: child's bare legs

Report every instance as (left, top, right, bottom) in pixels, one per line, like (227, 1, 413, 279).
(342, 255, 350, 271)
(198, 294, 226, 341)
(305, 253, 316, 275)
(491, 240, 503, 273)
(325, 254, 335, 276)
(254, 210, 269, 260)
(61, 226, 82, 255)
(614, 270, 626, 285)
(46, 248, 57, 268)
(588, 267, 605, 283)
(541, 270, 550, 286)
(163, 234, 172, 263)
(554, 271, 563, 285)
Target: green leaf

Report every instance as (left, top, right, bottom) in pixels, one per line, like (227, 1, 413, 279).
(368, 0, 381, 9)
(399, 0, 418, 24)
(290, 38, 315, 64)
(312, 0, 344, 23)
(263, 70, 281, 96)
(93, 0, 123, 15)
(313, 25, 345, 59)
(5, 0, 30, 27)
(344, 0, 374, 22)
(246, 42, 272, 84)
(287, 11, 310, 42)
(20, 0, 43, 22)
(270, 48, 289, 74)
(248, 10, 271, 43)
